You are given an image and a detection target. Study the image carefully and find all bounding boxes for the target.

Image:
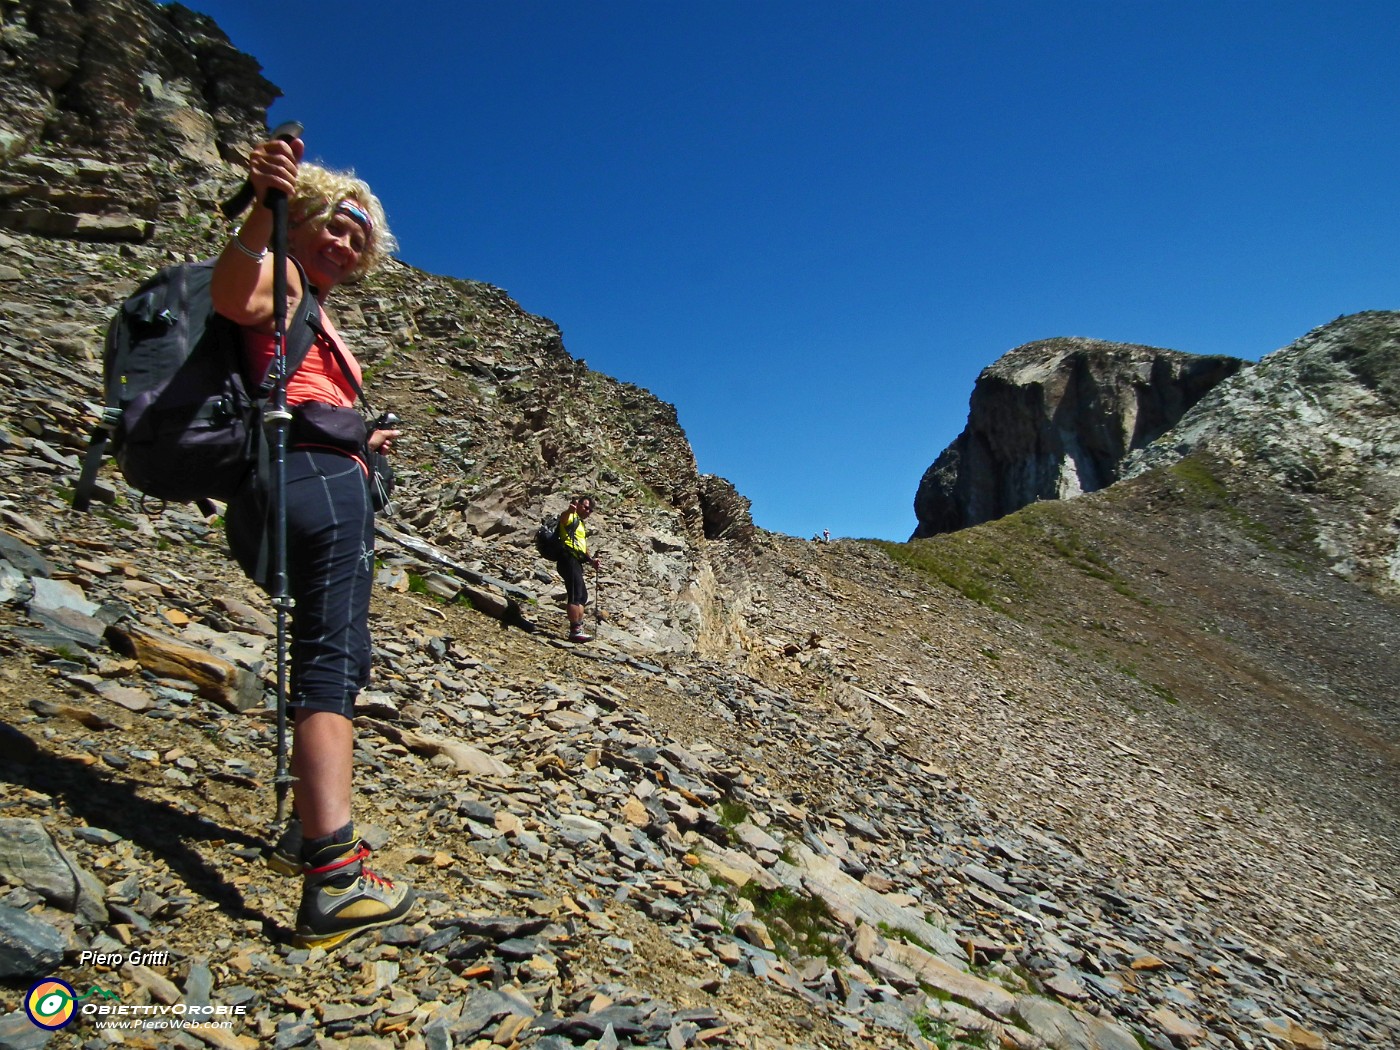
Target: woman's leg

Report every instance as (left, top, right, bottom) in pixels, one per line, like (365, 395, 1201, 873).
(291, 710, 353, 840)
(279, 451, 416, 948)
(283, 451, 374, 836)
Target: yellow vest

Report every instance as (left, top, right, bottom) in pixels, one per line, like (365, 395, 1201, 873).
(561, 511, 587, 557)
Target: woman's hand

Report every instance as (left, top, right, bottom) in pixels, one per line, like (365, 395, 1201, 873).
(248, 136, 305, 203)
(213, 135, 307, 326)
(367, 428, 402, 455)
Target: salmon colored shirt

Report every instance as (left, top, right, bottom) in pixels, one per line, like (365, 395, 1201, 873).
(241, 310, 361, 409)
(242, 312, 368, 472)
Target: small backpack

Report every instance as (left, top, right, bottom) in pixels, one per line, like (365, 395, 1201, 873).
(72, 258, 319, 512)
(534, 514, 564, 559)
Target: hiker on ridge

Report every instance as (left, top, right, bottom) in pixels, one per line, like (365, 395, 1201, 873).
(212, 133, 416, 949)
(556, 494, 601, 642)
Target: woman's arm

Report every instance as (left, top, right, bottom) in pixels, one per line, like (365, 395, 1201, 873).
(211, 137, 305, 328)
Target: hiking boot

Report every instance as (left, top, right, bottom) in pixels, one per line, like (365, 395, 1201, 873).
(266, 819, 303, 877)
(293, 840, 417, 950)
(568, 627, 593, 643)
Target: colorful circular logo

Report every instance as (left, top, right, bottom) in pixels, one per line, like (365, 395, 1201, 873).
(25, 978, 78, 1030)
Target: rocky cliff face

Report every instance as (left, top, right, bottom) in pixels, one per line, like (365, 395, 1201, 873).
(912, 339, 1244, 537)
(0, 0, 276, 238)
(1, 4, 1397, 1050)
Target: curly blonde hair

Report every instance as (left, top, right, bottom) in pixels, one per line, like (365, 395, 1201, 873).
(289, 162, 397, 281)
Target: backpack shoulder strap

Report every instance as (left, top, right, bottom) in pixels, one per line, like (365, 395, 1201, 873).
(72, 430, 111, 512)
(255, 258, 320, 395)
(322, 339, 371, 411)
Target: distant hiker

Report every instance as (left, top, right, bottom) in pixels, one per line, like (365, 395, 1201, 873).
(823, 529, 830, 543)
(556, 494, 601, 642)
(214, 133, 415, 948)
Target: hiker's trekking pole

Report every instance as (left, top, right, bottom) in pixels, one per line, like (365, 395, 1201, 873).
(260, 122, 303, 826)
(221, 121, 305, 219)
(594, 555, 604, 626)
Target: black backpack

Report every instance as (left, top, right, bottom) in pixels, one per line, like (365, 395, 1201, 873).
(72, 258, 319, 512)
(534, 514, 564, 559)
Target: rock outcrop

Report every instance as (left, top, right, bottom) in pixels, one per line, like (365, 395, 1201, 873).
(698, 474, 755, 543)
(0, 0, 276, 237)
(912, 339, 1244, 537)
(1122, 310, 1400, 597)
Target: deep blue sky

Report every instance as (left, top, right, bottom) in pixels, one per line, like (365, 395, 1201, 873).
(174, 1, 1400, 541)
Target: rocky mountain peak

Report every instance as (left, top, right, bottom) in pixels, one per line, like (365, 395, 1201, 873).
(912, 337, 1244, 537)
(2, 0, 274, 159)
(1, 0, 275, 241)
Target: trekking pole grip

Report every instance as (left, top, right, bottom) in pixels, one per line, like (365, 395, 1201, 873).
(220, 120, 304, 218)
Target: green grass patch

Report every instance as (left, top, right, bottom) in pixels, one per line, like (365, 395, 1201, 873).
(405, 573, 473, 609)
(1168, 455, 1231, 502)
(1167, 453, 1288, 555)
(360, 349, 397, 385)
(912, 1011, 953, 1048)
(872, 500, 1139, 612)
(737, 884, 844, 966)
(1150, 682, 1180, 705)
(97, 510, 139, 531)
(877, 921, 937, 954)
(873, 536, 1006, 609)
(714, 798, 750, 829)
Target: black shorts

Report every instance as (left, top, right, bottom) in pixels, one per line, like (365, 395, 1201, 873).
(557, 555, 588, 606)
(226, 449, 373, 718)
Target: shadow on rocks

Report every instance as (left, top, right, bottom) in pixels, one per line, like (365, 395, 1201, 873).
(0, 721, 273, 932)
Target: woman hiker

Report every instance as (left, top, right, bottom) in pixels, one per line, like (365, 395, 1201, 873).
(212, 133, 416, 949)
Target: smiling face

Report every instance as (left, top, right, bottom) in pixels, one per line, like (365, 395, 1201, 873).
(284, 164, 395, 285)
(290, 200, 371, 291)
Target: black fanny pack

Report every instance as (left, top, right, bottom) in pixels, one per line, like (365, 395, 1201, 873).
(290, 401, 368, 454)
(288, 401, 394, 511)
(293, 331, 397, 514)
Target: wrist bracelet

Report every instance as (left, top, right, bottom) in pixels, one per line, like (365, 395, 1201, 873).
(230, 232, 267, 261)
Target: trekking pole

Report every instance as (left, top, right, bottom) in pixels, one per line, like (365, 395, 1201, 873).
(594, 555, 604, 625)
(261, 122, 302, 826)
(221, 121, 305, 219)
